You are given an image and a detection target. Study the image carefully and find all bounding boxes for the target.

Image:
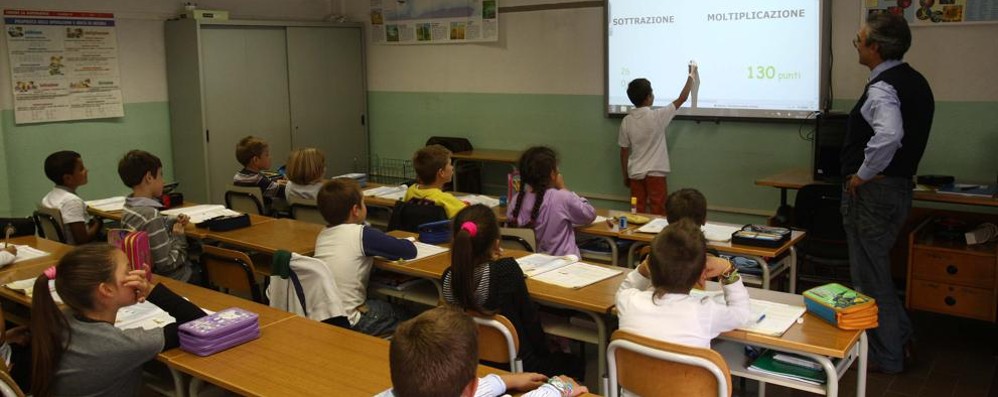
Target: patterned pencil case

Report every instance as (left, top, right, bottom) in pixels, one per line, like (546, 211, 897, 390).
(179, 308, 260, 356)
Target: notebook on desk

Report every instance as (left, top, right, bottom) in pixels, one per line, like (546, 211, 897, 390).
(515, 253, 622, 289)
(691, 290, 805, 336)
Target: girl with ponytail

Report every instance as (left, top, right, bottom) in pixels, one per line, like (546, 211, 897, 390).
(507, 146, 596, 256)
(443, 205, 583, 378)
(31, 244, 207, 397)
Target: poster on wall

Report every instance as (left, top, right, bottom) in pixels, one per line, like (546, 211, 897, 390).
(862, 0, 998, 26)
(3, 9, 125, 124)
(370, 0, 498, 44)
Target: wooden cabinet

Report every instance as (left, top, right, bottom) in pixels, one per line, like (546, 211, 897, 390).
(165, 19, 367, 205)
(906, 212, 998, 322)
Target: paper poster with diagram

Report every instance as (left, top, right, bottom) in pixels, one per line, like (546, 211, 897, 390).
(862, 0, 998, 26)
(370, 0, 498, 44)
(4, 9, 125, 124)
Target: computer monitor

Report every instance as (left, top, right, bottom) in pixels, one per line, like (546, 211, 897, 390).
(813, 112, 849, 182)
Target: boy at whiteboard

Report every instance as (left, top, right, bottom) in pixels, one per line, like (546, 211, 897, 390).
(618, 64, 697, 215)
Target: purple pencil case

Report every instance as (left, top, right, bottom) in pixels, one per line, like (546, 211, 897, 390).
(178, 308, 260, 356)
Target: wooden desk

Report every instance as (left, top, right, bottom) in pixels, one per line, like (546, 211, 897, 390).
(0, 236, 73, 284)
(205, 218, 322, 255)
(707, 284, 868, 397)
(756, 168, 998, 208)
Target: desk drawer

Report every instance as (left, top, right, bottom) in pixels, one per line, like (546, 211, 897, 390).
(910, 280, 994, 321)
(911, 248, 995, 288)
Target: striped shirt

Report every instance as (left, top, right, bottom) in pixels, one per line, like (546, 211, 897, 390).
(121, 196, 192, 281)
(442, 263, 491, 309)
(234, 168, 284, 199)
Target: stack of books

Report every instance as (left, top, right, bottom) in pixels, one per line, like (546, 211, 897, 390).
(748, 350, 829, 385)
(802, 283, 878, 330)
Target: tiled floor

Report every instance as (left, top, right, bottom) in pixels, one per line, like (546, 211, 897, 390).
(751, 311, 997, 397)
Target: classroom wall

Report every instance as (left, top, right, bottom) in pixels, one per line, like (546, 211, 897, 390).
(345, 1, 998, 223)
(0, 0, 335, 217)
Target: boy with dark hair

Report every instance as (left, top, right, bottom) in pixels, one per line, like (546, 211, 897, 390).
(378, 306, 586, 397)
(41, 150, 101, 244)
(233, 135, 286, 201)
(404, 144, 466, 218)
(618, 64, 697, 215)
(665, 188, 707, 225)
(315, 178, 417, 336)
(119, 150, 195, 282)
(616, 219, 750, 348)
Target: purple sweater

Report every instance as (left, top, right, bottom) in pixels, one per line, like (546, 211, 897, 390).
(507, 187, 596, 256)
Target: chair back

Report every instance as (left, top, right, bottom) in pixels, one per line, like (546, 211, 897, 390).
(33, 206, 65, 243)
(225, 185, 266, 216)
(607, 330, 731, 397)
(201, 245, 263, 302)
(499, 227, 536, 252)
(0, 369, 24, 397)
(288, 196, 326, 225)
(469, 311, 522, 373)
(792, 184, 848, 260)
(387, 199, 447, 232)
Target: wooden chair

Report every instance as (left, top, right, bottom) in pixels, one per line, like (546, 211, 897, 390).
(0, 369, 24, 397)
(469, 312, 522, 373)
(33, 206, 66, 243)
(225, 185, 266, 216)
(607, 330, 731, 397)
(201, 245, 263, 303)
(288, 196, 326, 225)
(499, 227, 536, 252)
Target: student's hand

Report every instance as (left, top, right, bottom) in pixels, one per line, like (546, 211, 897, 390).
(704, 256, 730, 279)
(500, 372, 548, 391)
(123, 265, 153, 302)
(5, 325, 30, 345)
(177, 214, 190, 226)
(637, 259, 651, 278)
(3, 245, 16, 256)
(553, 172, 566, 190)
(552, 376, 589, 397)
(277, 179, 289, 186)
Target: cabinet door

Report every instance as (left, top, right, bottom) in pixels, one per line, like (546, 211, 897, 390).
(201, 26, 292, 205)
(286, 26, 368, 178)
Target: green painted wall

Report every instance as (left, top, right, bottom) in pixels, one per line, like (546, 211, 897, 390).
(0, 102, 175, 217)
(369, 92, 998, 223)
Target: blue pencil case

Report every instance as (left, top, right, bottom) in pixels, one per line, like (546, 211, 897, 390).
(179, 308, 260, 356)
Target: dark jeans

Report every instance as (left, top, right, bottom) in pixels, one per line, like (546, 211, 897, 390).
(841, 176, 913, 373)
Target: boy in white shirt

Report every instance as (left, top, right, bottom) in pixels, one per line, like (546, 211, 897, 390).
(40, 151, 101, 244)
(616, 218, 751, 349)
(618, 64, 697, 215)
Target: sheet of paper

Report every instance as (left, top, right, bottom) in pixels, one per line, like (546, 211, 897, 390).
(6, 278, 62, 304)
(85, 196, 127, 211)
(530, 262, 622, 289)
(363, 185, 407, 201)
(591, 215, 608, 225)
(702, 223, 742, 242)
(457, 194, 500, 208)
(161, 205, 240, 224)
(636, 218, 669, 234)
(691, 290, 804, 336)
(411, 241, 450, 261)
(515, 253, 579, 277)
(115, 300, 177, 330)
(10, 245, 49, 263)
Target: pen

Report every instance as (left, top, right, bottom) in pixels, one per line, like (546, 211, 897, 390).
(756, 314, 767, 324)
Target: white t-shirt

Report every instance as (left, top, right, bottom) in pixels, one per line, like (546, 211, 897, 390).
(618, 105, 677, 179)
(41, 186, 90, 245)
(313, 223, 370, 326)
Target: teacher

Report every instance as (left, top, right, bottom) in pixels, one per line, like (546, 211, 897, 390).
(841, 12, 934, 374)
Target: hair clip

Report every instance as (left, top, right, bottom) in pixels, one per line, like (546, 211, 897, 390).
(460, 221, 478, 237)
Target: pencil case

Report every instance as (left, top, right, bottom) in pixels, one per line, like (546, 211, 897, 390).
(731, 225, 791, 248)
(803, 283, 878, 330)
(196, 213, 251, 231)
(179, 308, 260, 356)
(109, 230, 153, 281)
(418, 219, 451, 244)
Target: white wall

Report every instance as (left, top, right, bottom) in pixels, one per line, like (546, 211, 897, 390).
(346, 1, 998, 102)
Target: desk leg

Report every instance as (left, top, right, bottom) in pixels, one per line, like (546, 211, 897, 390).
(857, 331, 868, 397)
(625, 242, 647, 268)
(581, 311, 609, 397)
(788, 246, 797, 294)
(586, 236, 619, 267)
(780, 188, 788, 207)
(169, 367, 187, 397)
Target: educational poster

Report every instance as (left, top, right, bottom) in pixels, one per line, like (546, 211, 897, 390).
(4, 9, 125, 124)
(370, 0, 498, 44)
(863, 0, 998, 25)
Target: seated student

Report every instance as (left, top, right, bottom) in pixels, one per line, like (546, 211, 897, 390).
(443, 205, 584, 378)
(404, 144, 467, 218)
(507, 146, 595, 257)
(315, 178, 417, 336)
(616, 219, 751, 348)
(30, 244, 207, 396)
(665, 188, 732, 276)
(0, 246, 15, 267)
(379, 306, 587, 397)
(284, 147, 326, 201)
(40, 151, 101, 244)
(233, 136, 286, 202)
(119, 150, 196, 282)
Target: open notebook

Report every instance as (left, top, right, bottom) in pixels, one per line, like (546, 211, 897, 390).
(515, 253, 622, 289)
(161, 204, 241, 224)
(691, 289, 805, 336)
(85, 196, 126, 212)
(363, 185, 407, 201)
(7, 245, 49, 263)
(394, 238, 450, 262)
(457, 194, 500, 208)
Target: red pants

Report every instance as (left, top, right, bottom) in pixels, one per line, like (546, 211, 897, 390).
(630, 176, 668, 215)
